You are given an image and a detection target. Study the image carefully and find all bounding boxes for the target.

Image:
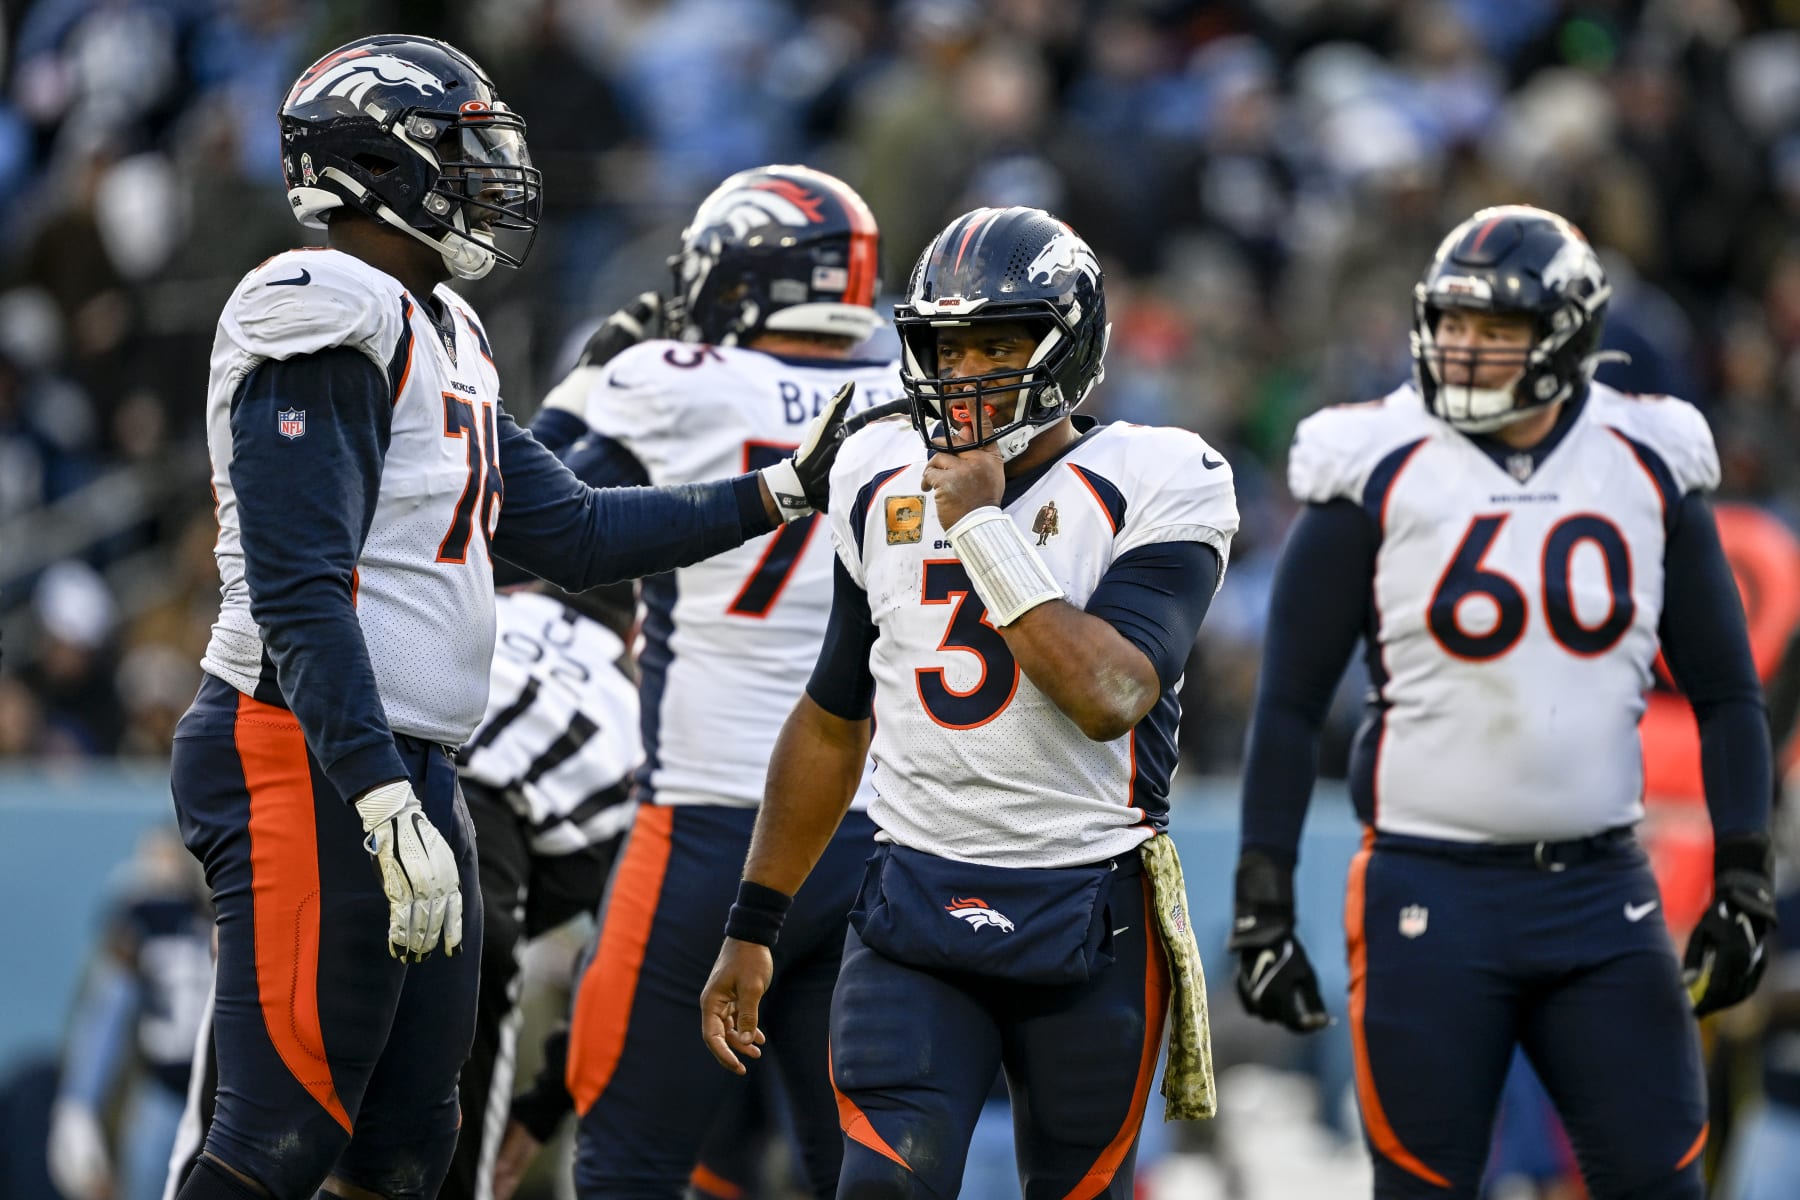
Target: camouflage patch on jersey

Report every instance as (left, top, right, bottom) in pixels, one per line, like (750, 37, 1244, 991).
(885, 494, 924, 545)
(1142, 834, 1216, 1121)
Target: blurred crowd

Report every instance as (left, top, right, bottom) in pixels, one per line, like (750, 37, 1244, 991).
(6, 0, 1800, 773)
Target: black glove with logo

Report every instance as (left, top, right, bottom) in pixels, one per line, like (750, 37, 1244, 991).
(1230, 848, 1330, 1033)
(1684, 833, 1778, 1017)
(576, 291, 663, 368)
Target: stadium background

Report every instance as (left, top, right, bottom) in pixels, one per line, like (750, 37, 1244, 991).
(3, 0, 1799, 1196)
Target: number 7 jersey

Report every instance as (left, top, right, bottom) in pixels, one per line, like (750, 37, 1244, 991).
(1289, 380, 1721, 842)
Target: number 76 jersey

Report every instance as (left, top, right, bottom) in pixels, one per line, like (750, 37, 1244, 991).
(1289, 380, 1721, 843)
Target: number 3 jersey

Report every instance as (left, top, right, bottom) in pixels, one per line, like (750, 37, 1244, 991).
(567, 340, 903, 808)
(828, 418, 1239, 869)
(1289, 380, 1720, 843)
(201, 248, 506, 747)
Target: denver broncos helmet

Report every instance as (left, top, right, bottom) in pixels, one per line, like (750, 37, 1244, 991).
(1411, 205, 1612, 433)
(894, 207, 1109, 461)
(666, 164, 881, 346)
(279, 34, 542, 281)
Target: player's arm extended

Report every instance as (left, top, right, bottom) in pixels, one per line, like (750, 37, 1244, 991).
(1000, 541, 1219, 741)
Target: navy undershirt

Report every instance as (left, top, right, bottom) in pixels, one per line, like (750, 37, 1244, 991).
(1239, 491, 1770, 864)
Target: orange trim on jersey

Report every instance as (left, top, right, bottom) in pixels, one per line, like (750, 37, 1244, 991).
(1379, 441, 1427, 532)
(566, 804, 674, 1113)
(1068, 463, 1120, 534)
(1609, 428, 1668, 520)
(394, 298, 417, 406)
(1347, 830, 1450, 1188)
(1058, 877, 1170, 1200)
(233, 691, 352, 1133)
(689, 1163, 745, 1200)
(1675, 1121, 1708, 1171)
(829, 1044, 911, 1170)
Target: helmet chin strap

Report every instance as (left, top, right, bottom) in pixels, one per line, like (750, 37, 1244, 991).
(321, 167, 497, 281)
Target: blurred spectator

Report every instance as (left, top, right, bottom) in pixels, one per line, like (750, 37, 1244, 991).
(18, 559, 125, 755)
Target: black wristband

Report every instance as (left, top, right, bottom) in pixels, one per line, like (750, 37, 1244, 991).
(1715, 832, 1772, 878)
(724, 879, 793, 948)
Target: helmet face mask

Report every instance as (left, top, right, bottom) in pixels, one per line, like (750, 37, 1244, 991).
(280, 36, 542, 281)
(1410, 205, 1610, 433)
(895, 207, 1109, 462)
(665, 164, 881, 346)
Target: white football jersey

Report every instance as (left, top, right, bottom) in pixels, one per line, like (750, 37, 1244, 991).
(458, 591, 642, 854)
(1289, 381, 1721, 843)
(202, 248, 506, 746)
(829, 418, 1239, 868)
(568, 339, 904, 807)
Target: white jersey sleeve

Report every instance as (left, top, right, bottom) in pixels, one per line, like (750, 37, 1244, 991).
(1286, 387, 1433, 506)
(1589, 384, 1721, 494)
(217, 250, 407, 373)
(1111, 425, 1240, 583)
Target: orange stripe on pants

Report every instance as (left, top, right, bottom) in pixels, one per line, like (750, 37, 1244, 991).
(567, 804, 674, 1114)
(233, 692, 352, 1133)
(1347, 830, 1450, 1188)
(1058, 874, 1171, 1200)
(829, 1044, 911, 1170)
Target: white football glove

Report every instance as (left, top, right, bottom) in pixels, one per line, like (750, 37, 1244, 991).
(355, 780, 464, 961)
(47, 1099, 111, 1200)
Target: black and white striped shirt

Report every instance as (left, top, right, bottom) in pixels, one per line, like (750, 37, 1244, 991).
(458, 591, 641, 855)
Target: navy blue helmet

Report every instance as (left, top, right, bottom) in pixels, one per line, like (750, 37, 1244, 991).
(1411, 205, 1611, 432)
(667, 164, 882, 347)
(280, 35, 542, 280)
(894, 207, 1109, 460)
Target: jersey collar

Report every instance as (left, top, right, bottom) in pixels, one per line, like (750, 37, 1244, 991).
(1464, 387, 1589, 484)
(1000, 416, 1100, 507)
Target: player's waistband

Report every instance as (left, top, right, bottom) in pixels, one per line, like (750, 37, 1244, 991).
(1372, 825, 1637, 872)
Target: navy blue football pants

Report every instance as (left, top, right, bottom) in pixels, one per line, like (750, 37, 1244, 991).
(567, 803, 876, 1199)
(1347, 830, 1706, 1199)
(828, 868, 1169, 1199)
(170, 674, 481, 1200)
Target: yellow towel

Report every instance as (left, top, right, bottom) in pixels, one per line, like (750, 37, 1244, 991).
(1140, 833, 1217, 1120)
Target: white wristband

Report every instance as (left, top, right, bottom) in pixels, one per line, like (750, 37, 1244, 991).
(946, 507, 1065, 626)
(758, 459, 811, 523)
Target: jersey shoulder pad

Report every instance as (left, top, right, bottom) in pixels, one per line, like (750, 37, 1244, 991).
(580, 339, 738, 448)
(220, 249, 405, 369)
(1287, 387, 1433, 505)
(1096, 424, 1240, 569)
(827, 416, 920, 585)
(434, 284, 496, 364)
(1589, 383, 1720, 494)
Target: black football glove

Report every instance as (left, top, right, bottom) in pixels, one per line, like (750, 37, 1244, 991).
(1684, 833, 1778, 1017)
(758, 389, 913, 519)
(576, 292, 663, 368)
(1230, 848, 1330, 1033)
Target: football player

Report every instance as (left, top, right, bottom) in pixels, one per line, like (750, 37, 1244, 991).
(700, 206, 1239, 1196)
(519, 164, 902, 1200)
(168, 36, 860, 1200)
(1231, 205, 1777, 1199)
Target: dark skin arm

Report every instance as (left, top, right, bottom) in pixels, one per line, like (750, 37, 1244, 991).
(923, 426, 1159, 741)
(699, 694, 871, 1073)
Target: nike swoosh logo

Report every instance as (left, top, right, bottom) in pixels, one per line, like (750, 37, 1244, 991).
(1624, 900, 1659, 922)
(267, 268, 311, 287)
(1113, 926, 1131, 936)
(1201, 453, 1223, 470)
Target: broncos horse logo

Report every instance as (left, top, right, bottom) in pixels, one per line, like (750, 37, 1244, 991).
(1025, 227, 1100, 289)
(944, 896, 1015, 933)
(287, 50, 447, 111)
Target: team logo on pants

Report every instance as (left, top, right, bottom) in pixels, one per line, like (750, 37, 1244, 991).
(277, 408, 306, 440)
(945, 896, 1015, 932)
(1399, 904, 1429, 938)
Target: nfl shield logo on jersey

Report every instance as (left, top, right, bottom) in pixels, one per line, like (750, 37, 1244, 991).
(277, 408, 306, 440)
(1399, 904, 1429, 938)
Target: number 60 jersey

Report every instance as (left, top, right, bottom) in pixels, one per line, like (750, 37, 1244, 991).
(1289, 380, 1721, 843)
